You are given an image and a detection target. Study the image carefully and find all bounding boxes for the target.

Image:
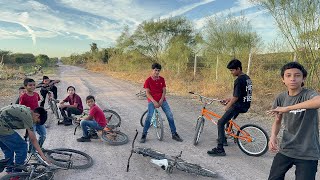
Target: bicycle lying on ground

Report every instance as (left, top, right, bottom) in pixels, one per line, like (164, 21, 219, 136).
(0, 147, 93, 179)
(127, 130, 217, 178)
(73, 109, 129, 145)
(140, 109, 164, 141)
(189, 92, 269, 157)
(135, 90, 146, 99)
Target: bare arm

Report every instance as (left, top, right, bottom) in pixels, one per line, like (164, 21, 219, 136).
(269, 114, 282, 152)
(158, 87, 166, 106)
(146, 88, 160, 108)
(224, 96, 238, 111)
(270, 96, 320, 114)
(27, 129, 50, 163)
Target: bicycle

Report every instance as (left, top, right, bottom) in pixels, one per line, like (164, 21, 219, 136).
(140, 108, 164, 141)
(36, 85, 60, 121)
(127, 130, 217, 178)
(0, 147, 80, 180)
(73, 109, 129, 146)
(189, 92, 269, 157)
(135, 90, 146, 99)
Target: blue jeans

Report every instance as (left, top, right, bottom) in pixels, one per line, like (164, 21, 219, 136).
(142, 100, 177, 135)
(0, 132, 28, 172)
(80, 120, 103, 138)
(268, 153, 318, 180)
(29, 124, 46, 152)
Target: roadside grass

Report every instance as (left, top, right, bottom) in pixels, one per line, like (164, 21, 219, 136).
(86, 62, 286, 115)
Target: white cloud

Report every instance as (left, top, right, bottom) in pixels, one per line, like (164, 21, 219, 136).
(161, 0, 216, 19)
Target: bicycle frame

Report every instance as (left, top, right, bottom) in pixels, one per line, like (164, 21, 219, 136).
(192, 92, 253, 142)
(151, 109, 161, 128)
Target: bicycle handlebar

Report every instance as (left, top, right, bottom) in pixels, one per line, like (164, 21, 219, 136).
(189, 92, 222, 105)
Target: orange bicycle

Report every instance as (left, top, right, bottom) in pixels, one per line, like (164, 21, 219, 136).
(189, 92, 269, 157)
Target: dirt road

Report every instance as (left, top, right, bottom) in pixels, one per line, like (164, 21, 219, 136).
(2, 64, 319, 180)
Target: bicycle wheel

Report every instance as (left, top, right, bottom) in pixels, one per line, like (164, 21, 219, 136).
(0, 172, 53, 180)
(193, 117, 205, 146)
(175, 161, 217, 178)
(45, 148, 93, 169)
(154, 111, 164, 141)
(134, 147, 166, 160)
(236, 124, 269, 156)
(140, 110, 148, 127)
(101, 131, 129, 145)
(104, 109, 121, 128)
(52, 102, 60, 119)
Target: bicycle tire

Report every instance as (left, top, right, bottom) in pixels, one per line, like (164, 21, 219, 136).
(0, 172, 53, 180)
(45, 148, 93, 169)
(140, 110, 148, 127)
(154, 110, 164, 141)
(134, 147, 166, 160)
(52, 101, 60, 119)
(193, 117, 205, 146)
(104, 109, 121, 128)
(101, 131, 129, 145)
(175, 161, 217, 178)
(236, 124, 269, 156)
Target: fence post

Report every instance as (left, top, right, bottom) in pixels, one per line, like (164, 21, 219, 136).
(216, 55, 219, 80)
(193, 55, 197, 78)
(247, 49, 252, 75)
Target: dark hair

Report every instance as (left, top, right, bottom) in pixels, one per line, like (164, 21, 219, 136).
(23, 78, 35, 86)
(43, 76, 49, 80)
(86, 95, 95, 102)
(67, 86, 75, 92)
(152, 63, 162, 70)
(281, 62, 307, 87)
(227, 59, 242, 70)
(34, 107, 48, 125)
(19, 86, 25, 90)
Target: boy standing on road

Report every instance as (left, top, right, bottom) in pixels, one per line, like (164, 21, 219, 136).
(0, 104, 49, 173)
(207, 59, 252, 156)
(268, 62, 320, 180)
(20, 78, 46, 150)
(38, 76, 60, 107)
(77, 95, 106, 142)
(140, 63, 183, 143)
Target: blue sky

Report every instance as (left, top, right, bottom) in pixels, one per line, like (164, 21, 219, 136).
(0, 0, 278, 57)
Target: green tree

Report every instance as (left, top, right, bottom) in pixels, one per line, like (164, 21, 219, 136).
(251, 0, 320, 87)
(36, 54, 50, 66)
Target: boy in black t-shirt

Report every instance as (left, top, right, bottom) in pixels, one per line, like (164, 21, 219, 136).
(37, 76, 60, 107)
(207, 59, 252, 157)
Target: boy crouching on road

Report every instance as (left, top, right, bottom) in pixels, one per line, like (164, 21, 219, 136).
(77, 95, 107, 142)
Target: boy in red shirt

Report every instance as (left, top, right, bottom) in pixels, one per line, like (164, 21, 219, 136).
(77, 95, 107, 142)
(140, 63, 183, 143)
(19, 78, 47, 150)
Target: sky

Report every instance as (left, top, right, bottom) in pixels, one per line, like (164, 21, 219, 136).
(0, 0, 279, 57)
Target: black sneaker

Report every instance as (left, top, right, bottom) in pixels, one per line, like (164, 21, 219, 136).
(172, 133, 183, 142)
(207, 147, 226, 156)
(216, 138, 228, 146)
(77, 136, 91, 142)
(140, 134, 146, 143)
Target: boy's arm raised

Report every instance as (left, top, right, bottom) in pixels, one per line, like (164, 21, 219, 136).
(270, 95, 320, 113)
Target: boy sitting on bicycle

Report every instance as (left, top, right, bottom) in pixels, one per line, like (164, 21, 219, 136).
(37, 76, 60, 107)
(0, 104, 50, 173)
(77, 95, 107, 142)
(59, 86, 83, 126)
(140, 63, 183, 143)
(207, 59, 252, 156)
